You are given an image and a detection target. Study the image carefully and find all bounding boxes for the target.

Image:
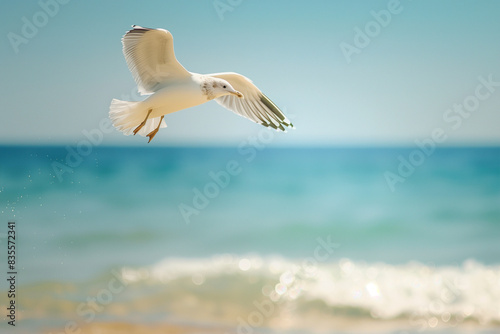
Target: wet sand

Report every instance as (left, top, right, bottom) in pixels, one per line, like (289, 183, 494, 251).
(45, 321, 229, 334)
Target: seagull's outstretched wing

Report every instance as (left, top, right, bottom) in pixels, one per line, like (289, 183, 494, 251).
(122, 25, 190, 95)
(210, 72, 293, 131)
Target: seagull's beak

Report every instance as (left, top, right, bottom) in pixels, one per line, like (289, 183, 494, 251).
(231, 91, 244, 98)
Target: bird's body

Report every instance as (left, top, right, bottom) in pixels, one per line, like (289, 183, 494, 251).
(110, 25, 293, 142)
(141, 74, 209, 118)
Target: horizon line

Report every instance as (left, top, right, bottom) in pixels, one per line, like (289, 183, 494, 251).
(1, 142, 500, 149)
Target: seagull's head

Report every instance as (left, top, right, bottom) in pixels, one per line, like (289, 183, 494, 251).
(213, 79, 244, 99)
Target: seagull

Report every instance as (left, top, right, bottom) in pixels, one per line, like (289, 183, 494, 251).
(109, 25, 294, 143)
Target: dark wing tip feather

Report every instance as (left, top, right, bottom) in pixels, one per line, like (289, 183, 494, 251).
(126, 26, 153, 37)
(260, 94, 285, 120)
(267, 122, 278, 130)
(259, 94, 293, 131)
(131, 25, 148, 30)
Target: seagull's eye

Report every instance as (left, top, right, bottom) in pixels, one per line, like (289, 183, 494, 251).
(223, 85, 226, 89)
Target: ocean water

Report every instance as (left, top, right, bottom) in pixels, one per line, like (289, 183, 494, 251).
(0, 145, 499, 333)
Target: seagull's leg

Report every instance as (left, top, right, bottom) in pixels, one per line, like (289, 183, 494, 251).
(146, 115, 164, 143)
(133, 109, 153, 135)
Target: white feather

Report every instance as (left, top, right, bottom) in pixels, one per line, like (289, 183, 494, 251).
(109, 99, 166, 136)
(122, 26, 190, 95)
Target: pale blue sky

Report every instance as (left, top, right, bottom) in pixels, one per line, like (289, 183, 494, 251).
(1, 0, 499, 146)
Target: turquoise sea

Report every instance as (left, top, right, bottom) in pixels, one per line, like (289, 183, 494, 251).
(0, 145, 499, 333)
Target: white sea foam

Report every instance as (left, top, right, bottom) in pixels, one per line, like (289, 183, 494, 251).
(119, 256, 500, 326)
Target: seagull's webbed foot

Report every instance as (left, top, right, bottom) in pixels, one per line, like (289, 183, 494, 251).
(146, 115, 164, 143)
(133, 109, 153, 135)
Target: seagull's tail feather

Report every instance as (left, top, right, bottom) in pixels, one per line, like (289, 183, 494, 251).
(109, 99, 166, 137)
